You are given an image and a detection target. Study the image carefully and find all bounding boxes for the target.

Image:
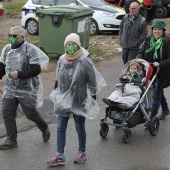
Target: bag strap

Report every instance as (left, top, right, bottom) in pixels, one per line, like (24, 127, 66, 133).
(140, 16, 145, 33)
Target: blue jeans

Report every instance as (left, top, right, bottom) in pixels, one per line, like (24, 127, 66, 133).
(150, 78, 169, 117)
(57, 114, 86, 156)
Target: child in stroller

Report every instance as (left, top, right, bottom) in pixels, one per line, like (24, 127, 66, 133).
(100, 59, 160, 143)
(102, 60, 144, 110)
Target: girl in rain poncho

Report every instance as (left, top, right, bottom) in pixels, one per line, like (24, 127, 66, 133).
(48, 33, 106, 166)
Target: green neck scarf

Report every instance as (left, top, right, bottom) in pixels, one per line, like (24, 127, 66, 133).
(146, 36, 163, 59)
(129, 72, 139, 83)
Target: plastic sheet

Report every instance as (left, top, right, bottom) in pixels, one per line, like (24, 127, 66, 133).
(0, 41, 49, 108)
(50, 48, 106, 119)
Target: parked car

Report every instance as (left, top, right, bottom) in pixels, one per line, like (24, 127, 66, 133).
(57, 0, 125, 35)
(0, 2, 4, 17)
(21, 0, 125, 35)
(21, 0, 56, 35)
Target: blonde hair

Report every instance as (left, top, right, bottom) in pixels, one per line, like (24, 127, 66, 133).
(128, 61, 142, 71)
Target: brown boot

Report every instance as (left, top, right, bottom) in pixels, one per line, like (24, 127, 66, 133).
(102, 98, 114, 107)
(118, 103, 127, 110)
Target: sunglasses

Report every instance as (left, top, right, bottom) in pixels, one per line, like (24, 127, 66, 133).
(8, 34, 20, 38)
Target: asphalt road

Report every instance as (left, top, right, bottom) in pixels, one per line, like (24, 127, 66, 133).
(0, 57, 170, 170)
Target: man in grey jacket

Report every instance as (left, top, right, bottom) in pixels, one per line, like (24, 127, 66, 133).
(119, 2, 147, 64)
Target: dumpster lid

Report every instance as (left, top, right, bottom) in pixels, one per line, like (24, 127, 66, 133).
(36, 5, 94, 18)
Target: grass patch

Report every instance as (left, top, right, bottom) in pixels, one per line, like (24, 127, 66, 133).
(2, 2, 25, 15)
(0, 42, 7, 51)
(25, 35, 39, 45)
(88, 44, 106, 63)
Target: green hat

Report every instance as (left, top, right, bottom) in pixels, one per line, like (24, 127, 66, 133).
(151, 20, 166, 30)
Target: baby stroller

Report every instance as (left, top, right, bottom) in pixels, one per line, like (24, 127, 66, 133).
(100, 59, 160, 143)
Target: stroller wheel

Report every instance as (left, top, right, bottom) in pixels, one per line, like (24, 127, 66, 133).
(149, 117, 160, 136)
(123, 130, 131, 143)
(100, 124, 109, 138)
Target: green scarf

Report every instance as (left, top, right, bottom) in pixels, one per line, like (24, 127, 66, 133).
(129, 72, 140, 83)
(146, 36, 163, 59)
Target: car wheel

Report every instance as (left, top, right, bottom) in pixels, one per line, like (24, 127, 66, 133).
(26, 19, 39, 35)
(156, 7, 168, 18)
(90, 19, 99, 35)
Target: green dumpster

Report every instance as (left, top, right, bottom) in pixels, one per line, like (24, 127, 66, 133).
(36, 5, 94, 55)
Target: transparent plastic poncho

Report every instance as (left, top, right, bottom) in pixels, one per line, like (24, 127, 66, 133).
(0, 41, 49, 108)
(50, 48, 107, 119)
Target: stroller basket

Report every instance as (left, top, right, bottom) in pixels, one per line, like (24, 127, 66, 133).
(108, 109, 145, 128)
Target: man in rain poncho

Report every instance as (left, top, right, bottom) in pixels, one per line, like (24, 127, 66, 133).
(0, 26, 50, 149)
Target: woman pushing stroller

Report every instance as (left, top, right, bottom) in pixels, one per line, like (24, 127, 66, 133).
(137, 19, 170, 121)
(103, 60, 144, 110)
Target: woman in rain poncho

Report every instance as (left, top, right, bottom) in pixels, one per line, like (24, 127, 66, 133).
(48, 33, 106, 166)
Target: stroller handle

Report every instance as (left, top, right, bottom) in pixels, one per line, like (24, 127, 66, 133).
(149, 62, 160, 75)
(156, 66, 160, 74)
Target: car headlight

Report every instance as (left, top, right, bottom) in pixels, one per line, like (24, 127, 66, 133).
(97, 11, 115, 17)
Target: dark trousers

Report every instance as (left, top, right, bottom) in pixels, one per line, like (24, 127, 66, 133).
(2, 98, 48, 141)
(150, 78, 169, 117)
(122, 48, 139, 64)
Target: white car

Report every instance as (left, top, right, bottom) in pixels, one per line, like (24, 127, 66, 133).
(21, 0, 55, 35)
(21, 0, 125, 35)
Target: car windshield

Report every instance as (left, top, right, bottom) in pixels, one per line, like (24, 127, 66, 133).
(80, 0, 107, 6)
(57, 0, 107, 6)
(32, 0, 56, 5)
(57, 0, 78, 5)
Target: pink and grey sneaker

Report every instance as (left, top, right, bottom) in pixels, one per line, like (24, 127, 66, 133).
(47, 154, 65, 166)
(74, 151, 87, 164)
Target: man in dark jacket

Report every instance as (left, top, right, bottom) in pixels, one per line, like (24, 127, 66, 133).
(119, 1, 147, 64)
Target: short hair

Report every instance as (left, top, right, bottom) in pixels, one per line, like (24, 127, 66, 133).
(128, 61, 142, 70)
(130, 2, 140, 10)
(10, 26, 25, 37)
